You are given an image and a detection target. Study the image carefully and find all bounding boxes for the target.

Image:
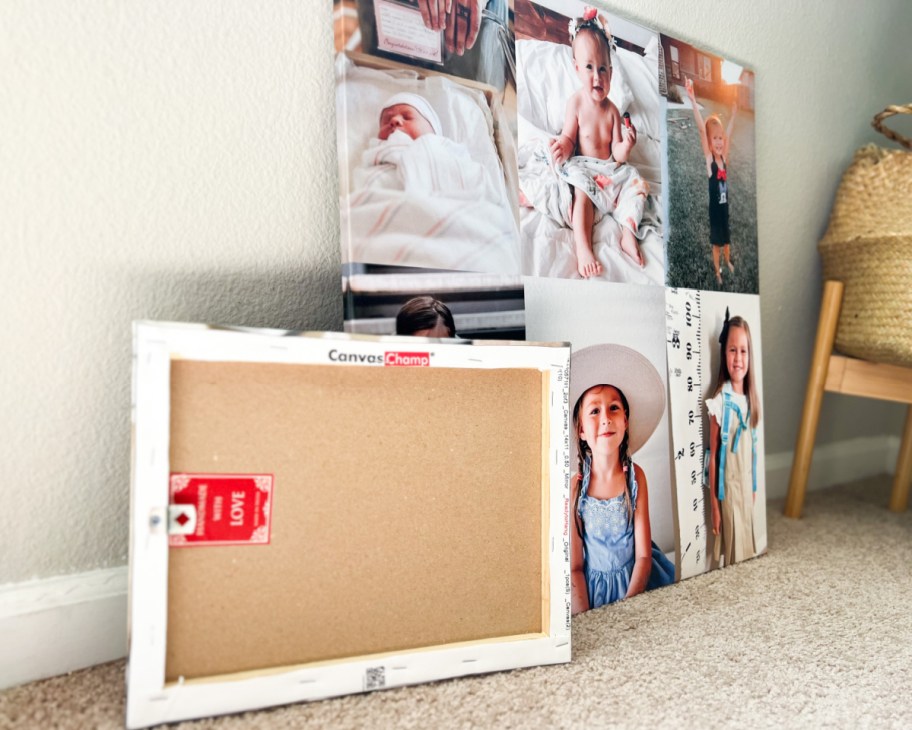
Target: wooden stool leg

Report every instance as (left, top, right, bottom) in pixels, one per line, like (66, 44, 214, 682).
(889, 405, 912, 512)
(784, 281, 845, 518)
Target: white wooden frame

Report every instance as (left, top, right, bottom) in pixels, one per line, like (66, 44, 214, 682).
(126, 322, 570, 728)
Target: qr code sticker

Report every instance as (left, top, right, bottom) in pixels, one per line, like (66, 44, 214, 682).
(364, 666, 386, 691)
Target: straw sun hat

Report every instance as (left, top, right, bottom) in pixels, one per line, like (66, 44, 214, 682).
(569, 344, 666, 461)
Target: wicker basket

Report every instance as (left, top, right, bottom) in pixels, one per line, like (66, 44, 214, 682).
(819, 104, 912, 368)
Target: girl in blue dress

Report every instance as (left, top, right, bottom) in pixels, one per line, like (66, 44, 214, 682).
(569, 344, 675, 614)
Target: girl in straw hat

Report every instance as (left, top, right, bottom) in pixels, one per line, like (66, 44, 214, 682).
(570, 344, 675, 614)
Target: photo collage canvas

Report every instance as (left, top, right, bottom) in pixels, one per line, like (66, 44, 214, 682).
(332, 0, 765, 610)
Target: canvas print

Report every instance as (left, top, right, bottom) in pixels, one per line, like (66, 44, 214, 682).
(699, 292, 766, 564)
(526, 278, 677, 612)
(665, 288, 766, 580)
(334, 0, 519, 278)
(343, 265, 525, 338)
(661, 35, 758, 293)
(515, 0, 665, 284)
(332, 2, 768, 603)
(128, 323, 571, 727)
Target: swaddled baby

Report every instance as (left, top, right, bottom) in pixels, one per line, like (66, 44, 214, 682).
(378, 93, 442, 142)
(354, 92, 493, 199)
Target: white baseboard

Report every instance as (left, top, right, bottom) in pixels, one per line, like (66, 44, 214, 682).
(0, 435, 900, 691)
(764, 434, 897, 500)
(0, 567, 127, 690)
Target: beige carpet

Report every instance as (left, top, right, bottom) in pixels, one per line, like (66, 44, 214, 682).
(3, 474, 911, 729)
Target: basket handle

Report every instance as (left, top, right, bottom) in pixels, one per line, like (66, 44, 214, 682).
(871, 104, 912, 150)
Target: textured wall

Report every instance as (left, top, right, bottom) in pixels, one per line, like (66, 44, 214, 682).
(1, 1, 342, 583)
(2, 0, 910, 583)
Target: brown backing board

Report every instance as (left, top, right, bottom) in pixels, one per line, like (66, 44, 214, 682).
(166, 360, 546, 681)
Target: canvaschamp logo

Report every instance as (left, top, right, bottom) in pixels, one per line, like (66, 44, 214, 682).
(383, 350, 430, 367)
(327, 348, 431, 367)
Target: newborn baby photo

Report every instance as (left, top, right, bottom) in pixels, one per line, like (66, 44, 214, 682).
(356, 92, 498, 203)
(335, 54, 520, 276)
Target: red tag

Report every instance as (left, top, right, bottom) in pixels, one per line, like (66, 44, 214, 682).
(169, 474, 273, 547)
(384, 351, 430, 367)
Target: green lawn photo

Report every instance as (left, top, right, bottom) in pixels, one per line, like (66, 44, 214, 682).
(665, 97, 759, 294)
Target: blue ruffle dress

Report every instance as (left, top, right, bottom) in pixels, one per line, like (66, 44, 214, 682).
(577, 457, 676, 609)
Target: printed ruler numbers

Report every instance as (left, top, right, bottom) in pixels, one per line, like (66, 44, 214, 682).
(666, 289, 709, 580)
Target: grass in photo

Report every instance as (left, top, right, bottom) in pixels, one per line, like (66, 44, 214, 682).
(665, 89, 758, 293)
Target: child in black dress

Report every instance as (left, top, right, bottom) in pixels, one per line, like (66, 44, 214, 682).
(685, 78, 737, 285)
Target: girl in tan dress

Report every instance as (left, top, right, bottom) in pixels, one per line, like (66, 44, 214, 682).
(706, 312, 761, 566)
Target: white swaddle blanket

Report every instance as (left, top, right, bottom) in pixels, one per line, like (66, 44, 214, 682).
(336, 54, 520, 274)
(343, 131, 519, 274)
(353, 131, 496, 202)
(518, 138, 651, 238)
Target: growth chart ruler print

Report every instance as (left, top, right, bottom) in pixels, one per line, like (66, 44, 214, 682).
(665, 288, 709, 580)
